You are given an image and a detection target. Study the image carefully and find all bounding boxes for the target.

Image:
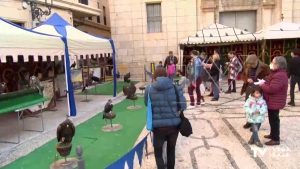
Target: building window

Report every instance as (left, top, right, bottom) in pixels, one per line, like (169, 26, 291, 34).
(219, 11, 256, 33)
(97, 2, 100, 9)
(97, 16, 100, 23)
(103, 6, 107, 25)
(88, 16, 92, 20)
(146, 3, 162, 33)
(79, 0, 88, 5)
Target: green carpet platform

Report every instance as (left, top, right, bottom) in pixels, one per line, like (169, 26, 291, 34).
(0, 88, 47, 115)
(77, 81, 138, 95)
(1, 97, 146, 169)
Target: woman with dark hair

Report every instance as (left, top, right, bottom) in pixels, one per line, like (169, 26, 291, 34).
(258, 56, 288, 146)
(144, 67, 187, 169)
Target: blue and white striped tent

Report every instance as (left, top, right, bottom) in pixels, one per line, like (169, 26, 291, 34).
(33, 13, 117, 116)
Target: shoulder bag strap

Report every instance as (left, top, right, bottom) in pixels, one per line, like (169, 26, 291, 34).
(172, 84, 181, 111)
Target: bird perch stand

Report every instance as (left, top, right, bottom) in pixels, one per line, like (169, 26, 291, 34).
(127, 96, 142, 110)
(50, 143, 78, 169)
(81, 89, 91, 102)
(102, 123, 122, 132)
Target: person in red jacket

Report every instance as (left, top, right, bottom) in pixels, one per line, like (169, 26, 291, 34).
(258, 56, 288, 146)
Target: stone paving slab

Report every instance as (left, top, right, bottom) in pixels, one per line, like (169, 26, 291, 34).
(141, 82, 300, 169)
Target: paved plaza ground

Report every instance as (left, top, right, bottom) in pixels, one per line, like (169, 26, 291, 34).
(0, 81, 300, 169)
(141, 82, 300, 169)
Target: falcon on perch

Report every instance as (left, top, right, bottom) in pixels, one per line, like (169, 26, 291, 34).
(56, 118, 76, 143)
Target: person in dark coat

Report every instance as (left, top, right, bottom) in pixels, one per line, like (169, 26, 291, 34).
(164, 51, 178, 68)
(240, 54, 270, 129)
(287, 48, 300, 106)
(258, 56, 288, 146)
(144, 67, 186, 169)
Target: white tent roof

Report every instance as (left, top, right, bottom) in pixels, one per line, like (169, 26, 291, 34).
(33, 13, 112, 57)
(0, 18, 64, 63)
(180, 23, 257, 45)
(255, 22, 300, 40)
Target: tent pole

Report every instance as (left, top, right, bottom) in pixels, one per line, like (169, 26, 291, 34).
(62, 37, 77, 116)
(109, 39, 117, 97)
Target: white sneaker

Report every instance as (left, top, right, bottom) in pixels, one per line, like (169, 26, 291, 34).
(187, 105, 195, 109)
(201, 102, 206, 105)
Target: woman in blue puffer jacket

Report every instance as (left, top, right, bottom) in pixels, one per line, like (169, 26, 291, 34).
(144, 67, 187, 169)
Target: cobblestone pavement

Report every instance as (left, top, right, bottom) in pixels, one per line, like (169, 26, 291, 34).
(141, 82, 300, 169)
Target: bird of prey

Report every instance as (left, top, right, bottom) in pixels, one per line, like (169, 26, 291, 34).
(29, 76, 42, 93)
(123, 82, 137, 99)
(116, 71, 120, 78)
(124, 72, 131, 83)
(103, 99, 113, 119)
(91, 76, 102, 83)
(81, 84, 88, 93)
(0, 82, 7, 94)
(70, 61, 76, 69)
(57, 118, 76, 143)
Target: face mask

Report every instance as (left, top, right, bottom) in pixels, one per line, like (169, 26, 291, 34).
(269, 63, 274, 70)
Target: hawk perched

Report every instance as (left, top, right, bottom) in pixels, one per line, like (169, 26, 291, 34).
(123, 82, 137, 99)
(103, 99, 116, 120)
(0, 82, 7, 94)
(29, 76, 42, 93)
(56, 118, 76, 143)
(124, 72, 131, 83)
(104, 99, 113, 114)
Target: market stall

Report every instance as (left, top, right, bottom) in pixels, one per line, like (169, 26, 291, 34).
(255, 22, 300, 64)
(32, 13, 117, 96)
(0, 17, 77, 116)
(179, 23, 258, 73)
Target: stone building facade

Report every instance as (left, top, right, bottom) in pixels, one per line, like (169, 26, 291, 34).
(109, 0, 300, 80)
(0, 0, 111, 38)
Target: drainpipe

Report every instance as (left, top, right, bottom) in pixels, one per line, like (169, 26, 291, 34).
(196, 0, 198, 31)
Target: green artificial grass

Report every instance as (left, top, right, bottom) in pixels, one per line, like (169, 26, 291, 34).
(2, 98, 146, 169)
(78, 81, 138, 95)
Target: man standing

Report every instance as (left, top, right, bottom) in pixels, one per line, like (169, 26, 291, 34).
(188, 50, 203, 106)
(164, 51, 178, 68)
(288, 48, 300, 106)
(241, 54, 270, 129)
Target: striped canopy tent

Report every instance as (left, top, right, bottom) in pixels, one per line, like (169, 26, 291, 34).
(33, 13, 117, 97)
(0, 17, 77, 117)
(180, 23, 257, 45)
(255, 22, 300, 40)
(0, 18, 64, 63)
(33, 13, 113, 59)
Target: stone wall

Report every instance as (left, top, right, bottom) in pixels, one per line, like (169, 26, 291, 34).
(109, 0, 198, 80)
(109, 0, 300, 81)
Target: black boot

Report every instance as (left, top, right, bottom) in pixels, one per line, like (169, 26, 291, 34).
(231, 80, 236, 92)
(243, 122, 251, 129)
(288, 101, 295, 106)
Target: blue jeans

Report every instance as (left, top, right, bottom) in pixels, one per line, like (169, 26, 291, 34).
(211, 75, 219, 99)
(251, 123, 261, 142)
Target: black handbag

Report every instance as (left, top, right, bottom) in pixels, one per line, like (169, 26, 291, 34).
(173, 85, 193, 137)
